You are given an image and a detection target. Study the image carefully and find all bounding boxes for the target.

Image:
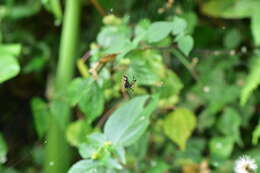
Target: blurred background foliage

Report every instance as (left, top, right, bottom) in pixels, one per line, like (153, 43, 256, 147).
(1, 0, 260, 173)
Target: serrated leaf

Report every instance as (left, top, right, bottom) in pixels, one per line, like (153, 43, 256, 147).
(177, 35, 194, 56)
(240, 56, 260, 105)
(163, 108, 196, 150)
(78, 80, 104, 123)
(0, 56, 20, 83)
(0, 133, 7, 164)
(31, 97, 50, 138)
(172, 17, 187, 35)
(104, 95, 157, 146)
(147, 22, 174, 43)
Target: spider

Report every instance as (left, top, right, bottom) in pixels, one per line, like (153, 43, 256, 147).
(122, 75, 136, 98)
(123, 75, 136, 90)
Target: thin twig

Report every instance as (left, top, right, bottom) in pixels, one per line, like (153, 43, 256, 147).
(90, 0, 106, 16)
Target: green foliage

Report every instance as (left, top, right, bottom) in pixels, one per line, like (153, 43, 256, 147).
(163, 108, 196, 150)
(104, 95, 158, 146)
(240, 56, 260, 105)
(31, 98, 50, 138)
(0, 44, 21, 83)
(2, 1, 260, 173)
(147, 22, 174, 43)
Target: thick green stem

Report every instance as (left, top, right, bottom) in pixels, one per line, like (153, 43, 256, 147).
(44, 0, 81, 173)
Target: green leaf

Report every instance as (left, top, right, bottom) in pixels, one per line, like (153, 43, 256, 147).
(180, 12, 197, 34)
(31, 98, 50, 138)
(0, 56, 20, 83)
(126, 50, 164, 86)
(78, 143, 97, 159)
(209, 137, 234, 159)
(68, 160, 103, 173)
(0, 44, 21, 83)
(78, 80, 105, 123)
(147, 160, 169, 173)
(66, 78, 92, 106)
(0, 44, 22, 56)
(97, 25, 131, 48)
(66, 120, 91, 147)
(104, 95, 158, 146)
(175, 138, 206, 165)
(201, 0, 257, 19)
(163, 108, 196, 150)
(0, 133, 7, 164)
(177, 35, 194, 56)
(147, 22, 174, 43)
(216, 108, 241, 143)
(172, 16, 187, 35)
(251, 7, 260, 46)
(4, 0, 41, 19)
(252, 121, 260, 145)
(240, 56, 260, 105)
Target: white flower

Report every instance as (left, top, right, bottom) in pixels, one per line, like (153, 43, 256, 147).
(234, 155, 257, 173)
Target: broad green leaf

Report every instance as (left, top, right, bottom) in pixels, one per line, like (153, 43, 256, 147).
(251, 7, 260, 46)
(163, 108, 196, 150)
(147, 22, 174, 43)
(216, 108, 241, 143)
(126, 50, 164, 86)
(104, 95, 157, 146)
(209, 137, 234, 159)
(177, 35, 194, 56)
(68, 160, 103, 173)
(0, 133, 7, 164)
(78, 143, 97, 159)
(252, 121, 260, 145)
(0, 56, 20, 83)
(181, 12, 197, 34)
(134, 19, 151, 44)
(201, 0, 257, 19)
(66, 78, 92, 106)
(97, 25, 131, 48)
(172, 17, 187, 35)
(0, 44, 21, 83)
(78, 80, 104, 123)
(50, 100, 70, 130)
(240, 56, 260, 105)
(0, 44, 21, 56)
(31, 98, 50, 138)
(66, 120, 91, 147)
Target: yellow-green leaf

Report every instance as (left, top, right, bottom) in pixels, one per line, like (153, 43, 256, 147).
(163, 108, 196, 150)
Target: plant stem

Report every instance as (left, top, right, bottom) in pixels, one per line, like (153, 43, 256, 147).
(44, 0, 81, 173)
